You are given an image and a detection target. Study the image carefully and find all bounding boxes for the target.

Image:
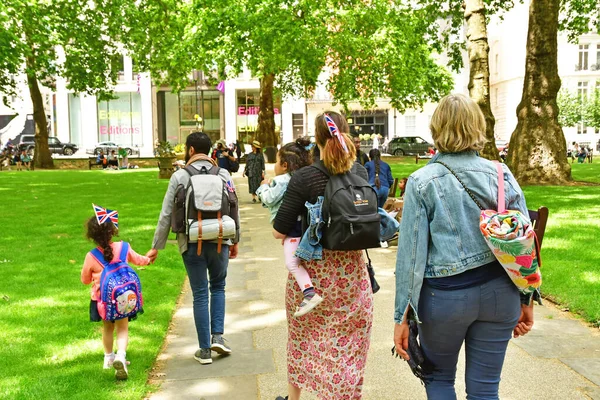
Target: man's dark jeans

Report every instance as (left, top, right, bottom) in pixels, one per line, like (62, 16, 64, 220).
(182, 242, 229, 349)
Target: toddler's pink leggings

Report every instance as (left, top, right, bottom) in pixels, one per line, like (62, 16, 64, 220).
(283, 237, 314, 291)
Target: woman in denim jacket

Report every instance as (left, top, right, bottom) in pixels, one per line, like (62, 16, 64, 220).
(393, 94, 535, 399)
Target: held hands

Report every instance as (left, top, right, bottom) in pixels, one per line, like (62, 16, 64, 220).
(146, 249, 158, 264)
(513, 302, 534, 338)
(393, 322, 410, 361)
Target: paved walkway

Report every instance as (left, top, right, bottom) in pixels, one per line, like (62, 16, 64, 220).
(149, 169, 600, 400)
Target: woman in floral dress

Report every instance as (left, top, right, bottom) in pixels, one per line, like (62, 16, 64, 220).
(243, 140, 265, 203)
(273, 112, 374, 399)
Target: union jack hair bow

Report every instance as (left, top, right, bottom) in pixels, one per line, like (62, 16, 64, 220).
(93, 203, 119, 229)
(324, 113, 349, 153)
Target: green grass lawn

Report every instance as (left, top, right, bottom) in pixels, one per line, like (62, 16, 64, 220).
(388, 156, 600, 326)
(0, 170, 186, 400)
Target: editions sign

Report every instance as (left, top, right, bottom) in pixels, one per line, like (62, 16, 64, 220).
(238, 106, 280, 115)
(98, 93, 142, 144)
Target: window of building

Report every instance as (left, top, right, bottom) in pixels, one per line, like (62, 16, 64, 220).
(577, 81, 588, 100)
(349, 111, 388, 137)
(405, 115, 416, 135)
(578, 45, 589, 70)
(112, 55, 125, 81)
(495, 53, 499, 75)
(236, 89, 282, 144)
(178, 90, 220, 143)
(97, 92, 143, 146)
(292, 113, 304, 139)
(595, 44, 600, 70)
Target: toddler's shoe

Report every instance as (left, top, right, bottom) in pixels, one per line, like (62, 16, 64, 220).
(294, 294, 323, 317)
(103, 353, 115, 370)
(113, 353, 128, 380)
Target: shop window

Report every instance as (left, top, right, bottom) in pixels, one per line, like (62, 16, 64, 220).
(97, 92, 143, 146)
(236, 89, 281, 144)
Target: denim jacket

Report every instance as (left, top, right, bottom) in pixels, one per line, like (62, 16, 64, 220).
(295, 196, 324, 262)
(394, 151, 528, 324)
(256, 173, 291, 224)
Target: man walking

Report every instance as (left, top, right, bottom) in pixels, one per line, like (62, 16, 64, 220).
(212, 139, 239, 174)
(148, 132, 240, 365)
(353, 136, 370, 165)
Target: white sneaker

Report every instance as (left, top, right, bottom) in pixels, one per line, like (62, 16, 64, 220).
(113, 353, 128, 380)
(294, 294, 324, 317)
(380, 241, 389, 248)
(103, 353, 115, 370)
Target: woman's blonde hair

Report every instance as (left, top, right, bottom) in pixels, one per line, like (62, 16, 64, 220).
(314, 111, 356, 174)
(430, 93, 487, 153)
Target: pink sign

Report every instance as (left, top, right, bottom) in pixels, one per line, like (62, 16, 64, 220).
(238, 106, 280, 115)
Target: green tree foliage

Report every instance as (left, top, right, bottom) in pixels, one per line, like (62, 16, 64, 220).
(126, 0, 453, 147)
(584, 89, 600, 130)
(0, 0, 128, 168)
(557, 89, 585, 128)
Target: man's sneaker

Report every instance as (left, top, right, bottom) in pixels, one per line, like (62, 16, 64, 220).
(210, 335, 232, 355)
(103, 353, 115, 370)
(294, 293, 324, 317)
(113, 354, 128, 380)
(194, 348, 213, 365)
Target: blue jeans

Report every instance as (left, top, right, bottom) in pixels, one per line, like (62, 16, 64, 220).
(374, 186, 389, 208)
(418, 275, 520, 400)
(182, 242, 229, 349)
(296, 196, 324, 261)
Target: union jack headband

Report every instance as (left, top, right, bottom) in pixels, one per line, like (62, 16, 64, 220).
(93, 203, 119, 229)
(324, 114, 349, 153)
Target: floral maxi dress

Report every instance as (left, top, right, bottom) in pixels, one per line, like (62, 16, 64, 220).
(286, 249, 373, 399)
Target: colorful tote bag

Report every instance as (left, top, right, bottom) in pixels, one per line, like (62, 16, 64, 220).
(436, 161, 541, 295)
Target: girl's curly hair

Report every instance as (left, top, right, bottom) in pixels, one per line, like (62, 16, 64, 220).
(277, 137, 312, 173)
(86, 216, 118, 262)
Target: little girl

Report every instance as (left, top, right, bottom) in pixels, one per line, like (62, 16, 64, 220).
(81, 205, 151, 380)
(256, 138, 323, 317)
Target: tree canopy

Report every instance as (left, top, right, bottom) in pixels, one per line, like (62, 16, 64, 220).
(0, 0, 132, 167)
(126, 0, 454, 111)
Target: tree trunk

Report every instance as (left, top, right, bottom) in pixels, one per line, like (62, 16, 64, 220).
(464, 0, 499, 160)
(507, 0, 571, 184)
(256, 72, 277, 149)
(26, 56, 54, 169)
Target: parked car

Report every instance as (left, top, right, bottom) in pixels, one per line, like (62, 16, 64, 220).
(92, 141, 139, 156)
(17, 135, 79, 156)
(386, 136, 434, 156)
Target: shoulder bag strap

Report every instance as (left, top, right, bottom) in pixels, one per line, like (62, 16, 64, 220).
(434, 161, 485, 211)
(494, 161, 506, 213)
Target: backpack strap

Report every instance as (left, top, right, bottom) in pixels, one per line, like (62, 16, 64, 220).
(118, 242, 129, 263)
(311, 161, 330, 176)
(89, 247, 110, 267)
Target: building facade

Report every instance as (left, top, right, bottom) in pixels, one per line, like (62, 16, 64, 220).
(488, 2, 600, 150)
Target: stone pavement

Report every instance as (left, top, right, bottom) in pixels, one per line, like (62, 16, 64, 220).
(149, 169, 600, 400)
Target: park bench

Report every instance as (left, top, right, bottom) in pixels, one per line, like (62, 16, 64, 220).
(528, 206, 549, 248)
(88, 157, 104, 170)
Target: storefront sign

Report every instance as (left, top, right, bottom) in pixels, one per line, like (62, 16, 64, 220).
(238, 106, 280, 115)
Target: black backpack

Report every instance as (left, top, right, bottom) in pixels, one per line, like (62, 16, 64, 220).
(312, 161, 380, 250)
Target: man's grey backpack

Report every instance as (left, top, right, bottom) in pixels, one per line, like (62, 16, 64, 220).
(171, 165, 236, 255)
(312, 161, 381, 250)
